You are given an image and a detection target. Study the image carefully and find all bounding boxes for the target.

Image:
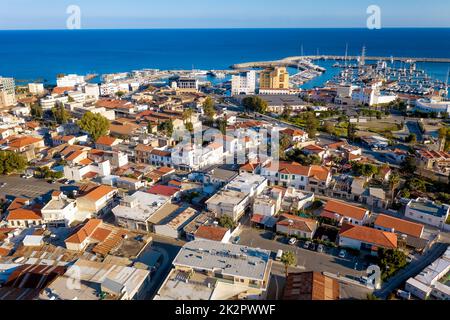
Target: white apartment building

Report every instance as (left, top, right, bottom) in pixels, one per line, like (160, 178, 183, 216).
(56, 74, 85, 87)
(231, 71, 256, 96)
(41, 191, 78, 227)
(0, 77, 16, 107)
(28, 83, 45, 95)
(40, 95, 69, 110)
(82, 83, 100, 101)
(405, 198, 450, 228)
(100, 83, 119, 96)
(206, 173, 267, 222)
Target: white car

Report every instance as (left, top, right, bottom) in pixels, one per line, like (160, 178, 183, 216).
(288, 238, 297, 245)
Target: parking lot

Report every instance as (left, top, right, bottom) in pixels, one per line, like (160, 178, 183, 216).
(237, 227, 370, 278)
(0, 175, 65, 200)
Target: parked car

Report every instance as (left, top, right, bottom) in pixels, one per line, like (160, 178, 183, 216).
(317, 244, 325, 253)
(232, 236, 241, 244)
(288, 238, 297, 245)
(269, 233, 276, 240)
(396, 290, 411, 300)
(276, 249, 283, 262)
(339, 249, 347, 258)
(303, 241, 311, 249)
(309, 243, 317, 251)
(0, 182, 6, 187)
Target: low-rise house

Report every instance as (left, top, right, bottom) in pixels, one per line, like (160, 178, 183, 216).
(206, 173, 267, 222)
(302, 144, 329, 160)
(153, 207, 199, 239)
(194, 225, 232, 243)
(95, 136, 121, 151)
(64, 219, 103, 251)
(283, 272, 340, 300)
(40, 259, 150, 300)
(375, 214, 424, 238)
(280, 128, 309, 144)
(154, 240, 272, 300)
(338, 223, 398, 252)
(405, 248, 450, 300)
(415, 149, 450, 173)
(276, 213, 318, 239)
(261, 162, 332, 194)
(112, 191, 171, 232)
(6, 208, 43, 228)
(76, 184, 118, 217)
(320, 199, 370, 226)
(405, 198, 450, 228)
(51, 135, 76, 146)
(41, 191, 78, 227)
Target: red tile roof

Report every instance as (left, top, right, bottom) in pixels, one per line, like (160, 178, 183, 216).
(322, 200, 368, 221)
(6, 208, 42, 221)
(374, 214, 424, 238)
(277, 214, 318, 233)
(82, 185, 116, 202)
(195, 225, 228, 242)
(65, 219, 102, 244)
(147, 185, 179, 197)
(96, 136, 117, 146)
(339, 224, 397, 249)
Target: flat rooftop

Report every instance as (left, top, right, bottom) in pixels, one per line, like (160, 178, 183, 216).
(409, 199, 449, 218)
(112, 191, 170, 222)
(206, 189, 247, 206)
(173, 240, 271, 282)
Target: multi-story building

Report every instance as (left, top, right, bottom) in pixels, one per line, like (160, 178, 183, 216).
(28, 83, 45, 95)
(0, 77, 16, 107)
(231, 71, 256, 96)
(405, 198, 450, 228)
(260, 161, 332, 194)
(155, 240, 272, 300)
(259, 67, 289, 92)
(56, 74, 85, 87)
(171, 77, 199, 93)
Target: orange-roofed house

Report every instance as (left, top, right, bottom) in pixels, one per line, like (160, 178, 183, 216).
(320, 199, 370, 226)
(95, 136, 121, 151)
(374, 214, 424, 239)
(6, 208, 43, 228)
(338, 223, 397, 252)
(281, 128, 309, 143)
(261, 161, 332, 194)
(77, 184, 118, 216)
(194, 225, 232, 243)
(64, 219, 103, 251)
(5, 136, 45, 161)
(276, 213, 318, 239)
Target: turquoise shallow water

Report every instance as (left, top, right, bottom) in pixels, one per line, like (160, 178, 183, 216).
(0, 28, 449, 85)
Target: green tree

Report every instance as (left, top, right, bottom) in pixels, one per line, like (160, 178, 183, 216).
(182, 108, 194, 124)
(51, 104, 70, 124)
(216, 118, 228, 135)
(281, 251, 297, 277)
(242, 96, 268, 114)
(378, 248, 407, 280)
(147, 122, 154, 134)
(0, 151, 27, 174)
(203, 97, 216, 120)
(322, 121, 335, 135)
(157, 120, 174, 137)
(347, 123, 358, 141)
(218, 215, 237, 230)
(185, 122, 194, 132)
(388, 172, 401, 203)
(78, 112, 110, 141)
(400, 156, 417, 173)
(30, 103, 43, 119)
(405, 133, 417, 144)
(305, 113, 319, 137)
(116, 91, 125, 98)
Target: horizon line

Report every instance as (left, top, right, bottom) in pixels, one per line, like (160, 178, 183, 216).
(1, 26, 450, 31)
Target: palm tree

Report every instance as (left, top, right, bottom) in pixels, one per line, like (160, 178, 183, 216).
(389, 172, 401, 204)
(280, 251, 297, 278)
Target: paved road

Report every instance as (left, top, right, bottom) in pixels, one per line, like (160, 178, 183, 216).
(374, 242, 449, 299)
(406, 120, 424, 142)
(0, 175, 65, 200)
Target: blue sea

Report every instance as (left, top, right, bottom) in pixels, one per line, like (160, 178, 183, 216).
(0, 28, 449, 85)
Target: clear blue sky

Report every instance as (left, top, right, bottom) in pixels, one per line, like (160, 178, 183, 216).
(1, 0, 449, 30)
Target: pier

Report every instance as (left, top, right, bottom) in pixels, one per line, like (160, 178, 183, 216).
(231, 55, 450, 69)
